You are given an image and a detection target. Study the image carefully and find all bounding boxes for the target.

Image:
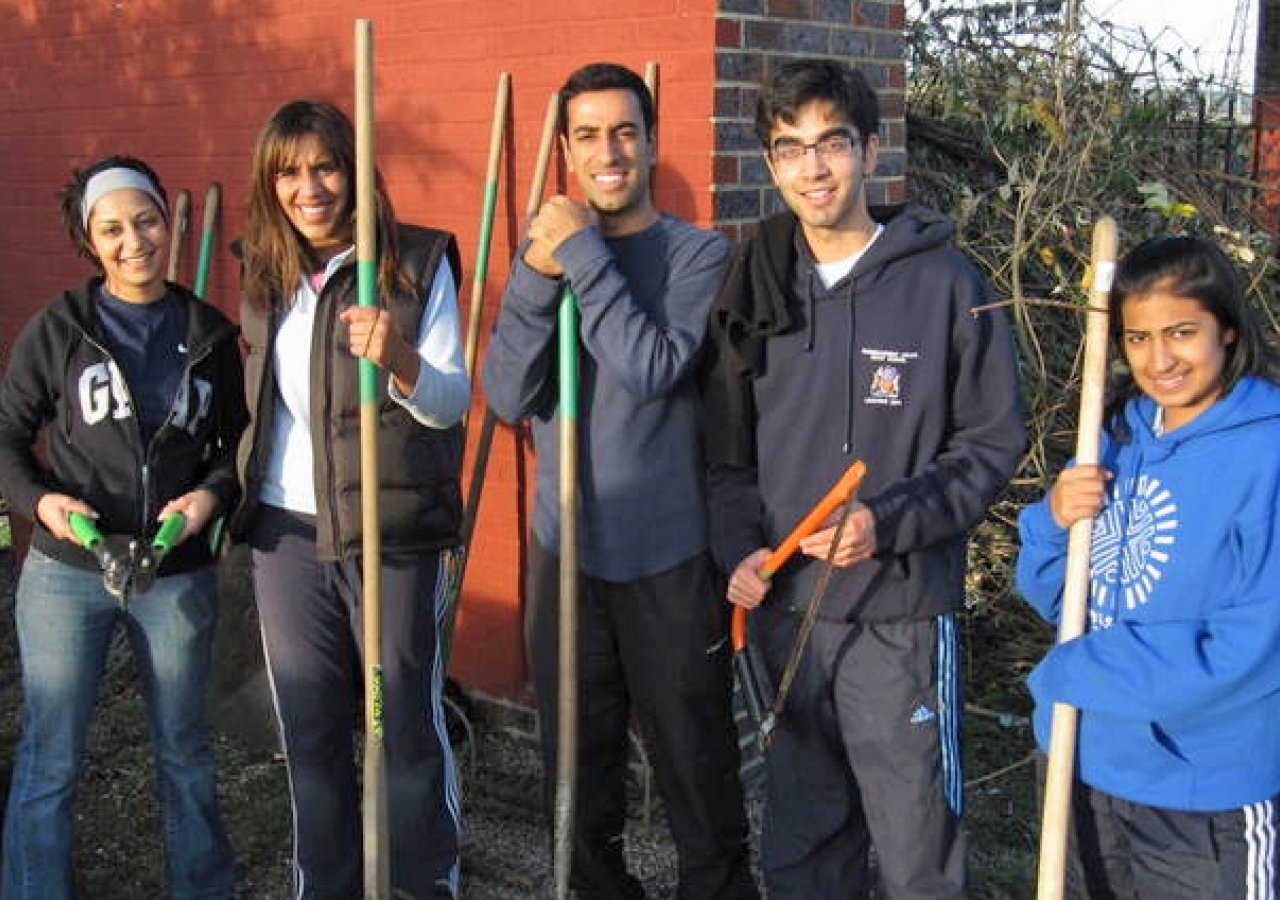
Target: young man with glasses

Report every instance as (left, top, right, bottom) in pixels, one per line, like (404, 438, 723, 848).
(700, 58, 1025, 899)
(483, 62, 757, 899)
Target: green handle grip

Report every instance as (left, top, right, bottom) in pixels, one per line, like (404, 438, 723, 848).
(152, 512, 186, 551)
(68, 511, 104, 548)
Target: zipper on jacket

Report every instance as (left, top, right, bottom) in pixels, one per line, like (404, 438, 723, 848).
(843, 287, 857, 455)
(316, 273, 346, 557)
(243, 313, 279, 514)
(141, 339, 217, 536)
(81, 331, 152, 535)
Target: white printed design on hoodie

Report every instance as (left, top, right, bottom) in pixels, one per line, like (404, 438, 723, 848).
(1089, 473, 1178, 629)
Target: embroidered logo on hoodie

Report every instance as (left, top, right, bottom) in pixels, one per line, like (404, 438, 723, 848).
(870, 365, 901, 402)
(78, 361, 212, 437)
(861, 347, 917, 408)
(170, 377, 214, 436)
(1089, 474, 1178, 629)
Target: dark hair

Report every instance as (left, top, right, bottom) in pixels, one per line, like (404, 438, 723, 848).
(241, 99, 407, 312)
(1104, 234, 1280, 431)
(557, 63, 654, 139)
(59, 155, 168, 271)
(755, 59, 880, 147)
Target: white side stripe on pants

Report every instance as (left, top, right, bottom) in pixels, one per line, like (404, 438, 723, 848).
(936, 613, 963, 817)
(1246, 799, 1277, 900)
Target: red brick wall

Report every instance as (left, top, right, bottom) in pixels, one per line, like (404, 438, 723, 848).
(0, 0, 902, 700)
(0, 0, 725, 700)
(1255, 96, 1280, 232)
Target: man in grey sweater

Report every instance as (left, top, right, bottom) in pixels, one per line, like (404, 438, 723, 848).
(482, 62, 757, 899)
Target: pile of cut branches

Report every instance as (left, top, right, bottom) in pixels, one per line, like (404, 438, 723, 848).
(906, 7, 1279, 620)
(904, 18, 1280, 888)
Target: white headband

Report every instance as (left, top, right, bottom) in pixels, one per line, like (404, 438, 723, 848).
(81, 168, 167, 228)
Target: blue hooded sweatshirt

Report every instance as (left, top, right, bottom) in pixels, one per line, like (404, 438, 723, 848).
(1017, 375, 1280, 812)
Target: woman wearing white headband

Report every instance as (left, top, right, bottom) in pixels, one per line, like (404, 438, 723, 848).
(0, 155, 246, 899)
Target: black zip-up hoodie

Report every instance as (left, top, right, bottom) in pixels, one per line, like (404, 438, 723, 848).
(702, 204, 1026, 622)
(0, 278, 247, 574)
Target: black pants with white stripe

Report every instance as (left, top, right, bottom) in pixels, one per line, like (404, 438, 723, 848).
(755, 608, 967, 900)
(1064, 779, 1279, 900)
(249, 505, 462, 900)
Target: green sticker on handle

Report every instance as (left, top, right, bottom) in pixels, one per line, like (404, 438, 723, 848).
(357, 259, 379, 403)
(370, 664, 385, 738)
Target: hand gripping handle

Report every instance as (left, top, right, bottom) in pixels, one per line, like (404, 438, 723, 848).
(759, 459, 868, 579)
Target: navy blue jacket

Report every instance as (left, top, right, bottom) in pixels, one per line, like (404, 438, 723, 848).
(702, 205, 1025, 622)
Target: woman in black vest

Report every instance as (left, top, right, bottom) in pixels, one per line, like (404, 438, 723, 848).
(234, 100, 468, 900)
(0, 155, 243, 899)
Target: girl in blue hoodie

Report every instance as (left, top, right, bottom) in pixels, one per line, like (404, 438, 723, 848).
(1017, 235, 1280, 898)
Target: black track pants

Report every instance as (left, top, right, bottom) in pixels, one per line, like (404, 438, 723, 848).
(527, 541, 759, 900)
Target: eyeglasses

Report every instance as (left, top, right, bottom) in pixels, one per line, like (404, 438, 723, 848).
(769, 130, 859, 166)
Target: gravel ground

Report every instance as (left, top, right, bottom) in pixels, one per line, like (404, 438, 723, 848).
(0, 544, 1038, 898)
(0, 547, 719, 899)
(451, 697, 711, 898)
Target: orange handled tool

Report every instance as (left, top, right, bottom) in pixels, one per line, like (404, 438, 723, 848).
(759, 460, 868, 579)
(733, 458, 868, 642)
(731, 459, 868, 747)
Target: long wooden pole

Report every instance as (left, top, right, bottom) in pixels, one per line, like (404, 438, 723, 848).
(354, 19, 389, 900)
(553, 282, 579, 900)
(436, 73, 513, 669)
(166, 188, 191, 284)
(521, 95, 573, 897)
(525, 90, 561, 226)
(462, 71, 512, 386)
(450, 87, 561, 652)
(192, 182, 221, 299)
(1035, 216, 1118, 900)
(643, 61, 659, 160)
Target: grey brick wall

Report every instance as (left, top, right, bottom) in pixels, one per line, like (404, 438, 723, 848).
(713, 0, 907, 238)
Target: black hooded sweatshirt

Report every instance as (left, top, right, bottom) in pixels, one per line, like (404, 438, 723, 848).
(701, 204, 1026, 622)
(0, 278, 246, 575)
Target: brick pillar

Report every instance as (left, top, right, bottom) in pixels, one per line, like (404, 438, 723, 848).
(1254, 0, 1280, 234)
(1254, 97, 1280, 233)
(713, 0, 907, 239)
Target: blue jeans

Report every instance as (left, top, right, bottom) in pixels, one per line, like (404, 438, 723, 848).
(2, 549, 234, 900)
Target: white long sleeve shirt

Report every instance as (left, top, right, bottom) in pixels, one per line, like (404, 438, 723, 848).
(259, 247, 468, 514)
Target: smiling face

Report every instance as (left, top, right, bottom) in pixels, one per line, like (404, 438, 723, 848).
(561, 88, 658, 236)
(764, 99, 879, 260)
(273, 132, 352, 259)
(87, 188, 169, 303)
(1120, 286, 1236, 432)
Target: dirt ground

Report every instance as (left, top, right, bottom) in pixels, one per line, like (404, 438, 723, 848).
(0, 547, 688, 899)
(0, 544, 1042, 898)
